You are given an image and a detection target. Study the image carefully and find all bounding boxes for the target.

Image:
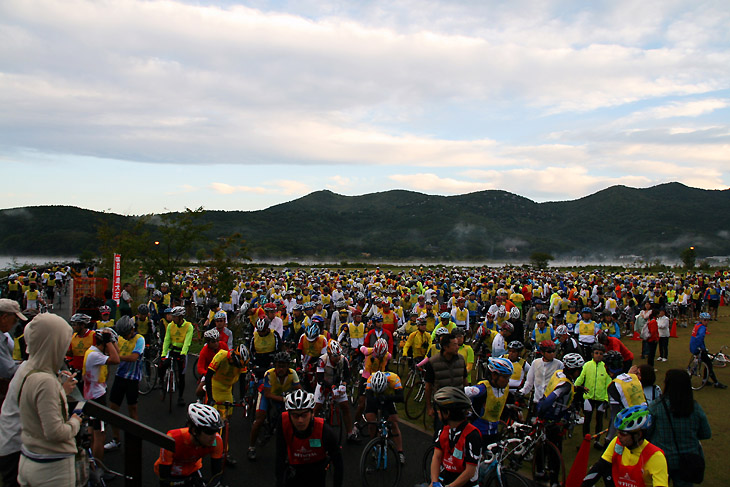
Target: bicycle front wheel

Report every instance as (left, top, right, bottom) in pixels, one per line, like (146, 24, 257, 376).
(138, 358, 157, 395)
(421, 444, 434, 483)
(715, 353, 728, 368)
(360, 437, 401, 487)
(404, 382, 426, 419)
(532, 440, 565, 487)
(688, 356, 708, 390)
(483, 469, 532, 487)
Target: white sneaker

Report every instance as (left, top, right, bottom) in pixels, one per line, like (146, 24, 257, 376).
(104, 439, 121, 451)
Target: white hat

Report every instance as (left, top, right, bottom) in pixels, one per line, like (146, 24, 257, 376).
(0, 299, 28, 321)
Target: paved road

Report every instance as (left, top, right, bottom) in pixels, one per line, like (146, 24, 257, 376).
(99, 367, 433, 487)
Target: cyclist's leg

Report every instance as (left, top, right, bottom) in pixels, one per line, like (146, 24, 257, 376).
(249, 394, 268, 455)
(700, 350, 720, 383)
(176, 354, 187, 398)
(387, 410, 403, 453)
(333, 386, 354, 435)
(312, 383, 325, 416)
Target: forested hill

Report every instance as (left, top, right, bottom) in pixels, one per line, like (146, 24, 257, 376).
(1, 182, 729, 261)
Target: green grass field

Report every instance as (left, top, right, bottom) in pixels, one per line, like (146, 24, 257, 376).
(398, 307, 730, 486)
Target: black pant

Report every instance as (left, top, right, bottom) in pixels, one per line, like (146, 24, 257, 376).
(583, 400, 605, 438)
(160, 352, 187, 397)
(0, 451, 21, 487)
(646, 341, 657, 366)
(700, 349, 719, 383)
(658, 337, 669, 359)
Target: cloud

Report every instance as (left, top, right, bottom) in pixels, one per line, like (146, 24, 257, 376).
(209, 180, 310, 196)
(618, 98, 730, 124)
(388, 173, 491, 194)
(209, 183, 268, 194)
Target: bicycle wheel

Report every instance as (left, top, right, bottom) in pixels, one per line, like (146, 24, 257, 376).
(688, 356, 708, 390)
(484, 469, 532, 487)
(404, 382, 426, 419)
(326, 398, 344, 445)
(360, 437, 401, 487)
(191, 355, 200, 380)
(715, 352, 728, 368)
(421, 444, 434, 483)
(138, 358, 157, 395)
(532, 440, 565, 487)
(166, 369, 175, 413)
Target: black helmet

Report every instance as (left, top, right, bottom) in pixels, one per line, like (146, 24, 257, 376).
(604, 350, 623, 373)
(433, 386, 471, 411)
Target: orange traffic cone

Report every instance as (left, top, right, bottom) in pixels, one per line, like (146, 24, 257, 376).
(566, 434, 592, 487)
(670, 319, 678, 338)
(631, 331, 641, 341)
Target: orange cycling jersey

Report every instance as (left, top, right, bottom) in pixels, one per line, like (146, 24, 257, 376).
(154, 427, 223, 477)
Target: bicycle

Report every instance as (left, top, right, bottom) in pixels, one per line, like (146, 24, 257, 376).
(215, 401, 246, 469)
(686, 350, 726, 390)
(161, 350, 184, 412)
(714, 345, 729, 368)
(359, 412, 402, 487)
(316, 385, 345, 445)
(139, 340, 160, 395)
(479, 438, 533, 487)
(404, 366, 426, 420)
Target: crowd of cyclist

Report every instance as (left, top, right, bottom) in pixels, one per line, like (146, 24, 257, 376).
(0, 264, 728, 487)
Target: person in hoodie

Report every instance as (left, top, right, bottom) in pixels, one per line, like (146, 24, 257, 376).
(17, 313, 82, 487)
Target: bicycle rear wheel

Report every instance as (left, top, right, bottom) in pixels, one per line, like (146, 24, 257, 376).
(483, 469, 532, 487)
(404, 382, 425, 420)
(421, 445, 434, 483)
(687, 356, 708, 390)
(138, 358, 157, 395)
(360, 437, 401, 487)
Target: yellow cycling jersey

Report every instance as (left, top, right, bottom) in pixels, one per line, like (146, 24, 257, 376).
(208, 349, 243, 390)
(253, 331, 277, 354)
(365, 371, 402, 396)
(136, 317, 151, 336)
(458, 344, 475, 373)
(347, 321, 365, 339)
(503, 355, 525, 382)
(453, 308, 469, 323)
(403, 330, 431, 357)
(83, 347, 108, 385)
(544, 370, 575, 404)
(97, 319, 115, 329)
(612, 373, 646, 407)
(564, 312, 579, 325)
(163, 320, 194, 356)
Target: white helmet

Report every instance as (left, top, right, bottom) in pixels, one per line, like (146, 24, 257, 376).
(562, 353, 585, 370)
(370, 371, 388, 394)
(203, 328, 220, 341)
(285, 389, 315, 410)
(509, 307, 521, 319)
(188, 403, 222, 430)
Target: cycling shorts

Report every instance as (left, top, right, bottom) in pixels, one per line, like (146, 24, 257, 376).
(109, 376, 140, 406)
(365, 395, 397, 416)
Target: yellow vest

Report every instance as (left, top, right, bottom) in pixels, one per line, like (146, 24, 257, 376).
(348, 321, 365, 339)
(579, 320, 597, 337)
(253, 331, 277, 354)
(454, 308, 469, 322)
(477, 380, 509, 422)
(119, 334, 143, 356)
(97, 319, 115, 329)
(544, 370, 575, 404)
(136, 317, 151, 335)
(83, 347, 108, 385)
(613, 373, 646, 407)
(504, 355, 525, 382)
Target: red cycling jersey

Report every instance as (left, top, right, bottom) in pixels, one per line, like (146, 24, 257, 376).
(154, 427, 223, 477)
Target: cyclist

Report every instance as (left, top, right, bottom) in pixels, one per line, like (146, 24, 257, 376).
(453, 328, 474, 377)
(364, 314, 394, 354)
(530, 314, 555, 349)
(82, 327, 120, 462)
(429, 386, 481, 487)
(248, 351, 301, 460)
(581, 405, 668, 487)
(574, 343, 611, 450)
(364, 370, 405, 463)
(432, 312, 456, 339)
(105, 316, 145, 452)
(213, 311, 234, 349)
(67, 313, 96, 375)
(577, 307, 600, 358)
(491, 322, 513, 357)
(596, 331, 634, 373)
(249, 318, 282, 377)
(298, 323, 328, 379)
(161, 306, 195, 406)
(354, 338, 391, 430)
(604, 351, 646, 445)
(134, 304, 153, 343)
(313, 341, 358, 443)
(196, 329, 228, 401)
(402, 315, 431, 364)
(535, 353, 586, 486)
(337, 308, 365, 353)
(465, 357, 513, 448)
(503, 340, 529, 390)
(276, 389, 343, 487)
(97, 305, 115, 329)
(689, 312, 727, 389)
(155, 403, 225, 487)
(555, 325, 582, 359)
(205, 344, 249, 465)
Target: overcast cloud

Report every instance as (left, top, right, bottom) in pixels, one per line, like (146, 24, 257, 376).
(1, 0, 728, 214)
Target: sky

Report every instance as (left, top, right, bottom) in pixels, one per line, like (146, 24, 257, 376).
(1, 0, 729, 215)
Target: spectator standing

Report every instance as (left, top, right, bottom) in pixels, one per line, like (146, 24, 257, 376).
(0, 299, 27, 406)
(656, 308, 670, 362)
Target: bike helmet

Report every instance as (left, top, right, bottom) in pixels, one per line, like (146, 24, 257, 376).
(507, 340, 524, 351)
(213, 310, 227, 320)
(137, 304, 149, 315)
(434, 326, 450, 337)
(99, 305, 111, 315)
(433, 386, 472, 410)
(371, 314, 383, 323)
(539, 339, 556, 352)
(293, 304, 304, 312)
(369, 371, 388, 394)
(501, 322, 514, 333)
(228, 344, 249, 368)
(509, 307, 521, 319)
(94, 327, 119, 344)
(440, 312, 451, 320)
(311, 315, 325, 327)
(536, 313, 548, 322)
(70, 313, 92, 325)
(273, 351, 290, 364)
(604, 351, 624, 373)
(203, 328, 220, 342)
(285, 389, 315, 410)
(305, 324, 320, 341)
(327, 340, 342, 356)
(152, 290, 163, 299)
(416, 315, 427, 325)
(335, 300, 347, 310)
(171, 306, 186, 317)
(255, 318, 269, 333)
(562, 353, 585, 370)
(488, 357, 515, 376)
(161, 282, 169, 288)
(373, 338, 388, 357)
(303, 302, 315, 310)
(188, 403, 223, 431)
(352, 308, 362, 317)
(555, 325, 569, 335)
(614, 405, 652, 432)
(699, 312, 711, 320)
(497, 306, 507, 317)
(263, 302, 276, 311)
(592, 343, 606, 352)
(581, 307, 593, 314)
(114, 316, 135, 337)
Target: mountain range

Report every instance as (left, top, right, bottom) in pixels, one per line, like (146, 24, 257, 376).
(2, 182, 728, 262)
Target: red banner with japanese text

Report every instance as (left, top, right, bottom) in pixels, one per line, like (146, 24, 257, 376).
(112, 254, 121, 304)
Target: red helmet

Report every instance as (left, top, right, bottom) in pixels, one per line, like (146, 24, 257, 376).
(263, 302, 276, 311)
(373, 338, 388, 357)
